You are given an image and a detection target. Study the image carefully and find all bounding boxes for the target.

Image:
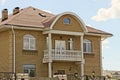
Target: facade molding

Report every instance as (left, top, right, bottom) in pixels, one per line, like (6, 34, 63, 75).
(0, 25, 44, 31)
(49, 12, 88, 32)
(85, 33, 112, 39)
(43, 30, 84, 36)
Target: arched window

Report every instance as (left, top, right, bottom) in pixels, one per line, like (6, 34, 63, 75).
(23, 34, 36, 50)
(83, 39, 92, 53)
(63, 18, 70, 24)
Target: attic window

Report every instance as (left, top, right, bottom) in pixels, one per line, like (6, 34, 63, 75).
(39, 13, 46, 17)
(63, 18, 70, 24)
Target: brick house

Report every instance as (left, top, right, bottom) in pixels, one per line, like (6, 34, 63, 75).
(0, 6, 112, 78)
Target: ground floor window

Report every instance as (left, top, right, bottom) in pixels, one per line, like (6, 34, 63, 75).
(23, 64, 36, 77)
(54, 70, 65, 75)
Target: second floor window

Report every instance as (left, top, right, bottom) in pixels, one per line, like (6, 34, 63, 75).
(83, 39, 92, 53)
(23, 34, 36, 50)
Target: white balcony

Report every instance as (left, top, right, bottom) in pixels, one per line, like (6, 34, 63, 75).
(43, 49, 82, 63)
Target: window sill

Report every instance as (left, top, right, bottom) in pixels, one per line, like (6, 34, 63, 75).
(22, 49, 38, 55)
(84, 52, 95, 56)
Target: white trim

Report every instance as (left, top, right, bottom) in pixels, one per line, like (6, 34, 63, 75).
(48, 33, 52, 78)
(85, 33, 112, 38)
(43, 30, 84, 36)
(11, 26, 16, 75)
(0, 25, 43, 31)
(13, 26, 43, 31)
(80, 35, 84, 80)
(49, 12, 88, 32)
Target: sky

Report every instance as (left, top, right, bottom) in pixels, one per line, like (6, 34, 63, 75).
(0, 0, 120, 71)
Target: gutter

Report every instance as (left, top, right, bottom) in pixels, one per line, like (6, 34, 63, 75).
(11, 26, 16, 75)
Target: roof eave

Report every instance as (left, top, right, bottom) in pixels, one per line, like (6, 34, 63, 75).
(85, 32, 113, 40)
(0, 24, 44, 31)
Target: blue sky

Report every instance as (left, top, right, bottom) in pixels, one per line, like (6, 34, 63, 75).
(0, 0, 120, 71)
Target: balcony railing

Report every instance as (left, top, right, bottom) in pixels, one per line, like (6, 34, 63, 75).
(43, 49, 82, 63)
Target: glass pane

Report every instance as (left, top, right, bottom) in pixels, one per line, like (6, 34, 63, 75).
(55, 40, 66, 50)
(64, 18, 70, 24)
(83, 43, 86, 52)
(23, 64, 36, 77)
(24, 38, 29, 49)
(88, 43, 92, 52)
(30, 38, 35, 50)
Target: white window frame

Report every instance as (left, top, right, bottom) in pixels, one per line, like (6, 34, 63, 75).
(83, 39, 92, 53)
(68, 38, 73, 50)
(23, 34, 36, 50)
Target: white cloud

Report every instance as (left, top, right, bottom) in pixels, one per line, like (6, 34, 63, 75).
(1, 0, 6, 5)
(92, 0, 120, 21)
(102, 39, 109, 49)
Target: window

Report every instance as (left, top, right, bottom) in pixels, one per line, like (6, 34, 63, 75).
(83, 39, 92, 53)
(23, 64, 36, 77)
(55, 40, 66, 50)
(68, 38, 73, 50)
(63, 18, 70, 24)
(54, 70, 65, 75)
(23, 34, 36, 50)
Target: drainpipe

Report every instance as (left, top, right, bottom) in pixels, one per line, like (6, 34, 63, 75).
(11, 26, 16, 79)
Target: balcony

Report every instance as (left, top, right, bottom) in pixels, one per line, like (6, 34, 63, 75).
(43, 49, 82, 63)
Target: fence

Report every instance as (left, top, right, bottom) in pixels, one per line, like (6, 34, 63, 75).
(0, 72, 118, 80)
(0, 72, 59, 80)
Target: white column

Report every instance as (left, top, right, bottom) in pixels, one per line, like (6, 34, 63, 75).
(48, 33, 52, 78)
(80, 35, 84, 80)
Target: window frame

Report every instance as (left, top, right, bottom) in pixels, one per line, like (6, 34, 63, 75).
(23, 34, 36, 50)
(68, 38, 73, 50)
(63, 18, 70, 24)
(83, 39, 92, 53)
(23, 64, 36, 77)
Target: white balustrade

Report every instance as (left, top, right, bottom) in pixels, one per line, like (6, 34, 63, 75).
(43, 49, 82, 63)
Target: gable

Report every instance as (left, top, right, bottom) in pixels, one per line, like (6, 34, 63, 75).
(51, 12, 87, 32)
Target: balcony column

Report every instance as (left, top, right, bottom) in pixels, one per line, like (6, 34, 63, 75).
(80, 35, 84, 80)
(48, 33, 52, 78)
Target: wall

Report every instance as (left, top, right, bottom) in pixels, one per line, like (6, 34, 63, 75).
(84, 35, 101, 76)
(0, 30, 12, 72)
(14, 29, 48, 77)
(53, 14, 84, 32)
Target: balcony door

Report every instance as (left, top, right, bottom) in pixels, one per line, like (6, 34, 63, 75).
(55, 40, 66, 58)
(55, 40, 66, 51)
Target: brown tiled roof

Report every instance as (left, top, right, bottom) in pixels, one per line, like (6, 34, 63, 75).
(0, 6, 112, 36)
(0, 6, 55, 28)
(86, 26, 112, 35)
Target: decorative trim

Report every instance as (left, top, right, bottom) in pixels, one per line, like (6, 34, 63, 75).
(0, 24, 43, 31)
(49, 12, 88, 32)
(22, 49, 38, 55)
(43, 30, 84, 36)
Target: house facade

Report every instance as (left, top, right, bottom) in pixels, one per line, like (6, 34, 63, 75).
(0, 6, 112, 79)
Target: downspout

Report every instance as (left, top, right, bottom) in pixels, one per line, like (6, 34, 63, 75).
(11, 26, 16, 75)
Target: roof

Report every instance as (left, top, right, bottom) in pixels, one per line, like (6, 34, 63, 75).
(86, 26, 112, 35)
(0, 6, 112, 36)
(0, 6, 55, 28)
